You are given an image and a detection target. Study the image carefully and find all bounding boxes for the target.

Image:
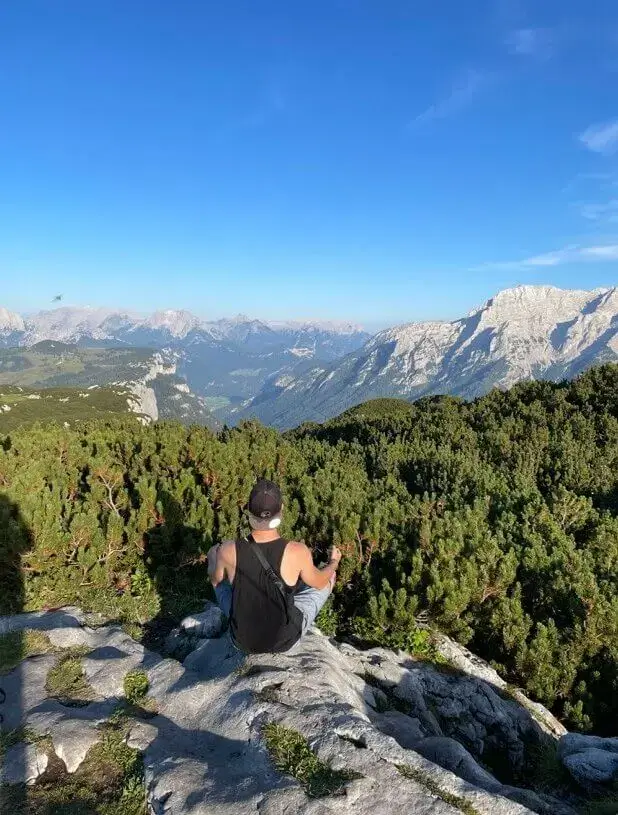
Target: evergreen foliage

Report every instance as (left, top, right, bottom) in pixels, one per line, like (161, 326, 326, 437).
(0, 364, 617, 734)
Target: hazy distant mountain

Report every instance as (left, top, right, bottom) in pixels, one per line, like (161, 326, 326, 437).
(15, 307, 367, 350)
(2, 306, 370, 413)
(233, 285, 618, 429)
(0, 307, 26, 346)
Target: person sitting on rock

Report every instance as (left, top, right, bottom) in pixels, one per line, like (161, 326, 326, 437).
(208, 479, 341, 654)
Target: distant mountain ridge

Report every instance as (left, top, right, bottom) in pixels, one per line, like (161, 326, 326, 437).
(0, 306, 371, 415)
(0, 306, 367, 349)
(233, 285, 618, 428)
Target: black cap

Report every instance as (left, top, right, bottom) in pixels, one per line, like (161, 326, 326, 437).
(247, 479, 282, 519)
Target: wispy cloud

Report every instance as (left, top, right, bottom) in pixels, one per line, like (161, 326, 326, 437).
(580, 244, 618, 259)
(506, 27, 554, 59)
(471, 244, 618, 271)
(579, 199, 618, 222)
(579, 119, 618, 155)
(410, 69, 487, 128)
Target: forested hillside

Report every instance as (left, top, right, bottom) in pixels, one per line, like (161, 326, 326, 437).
(1, 364, 616, 735)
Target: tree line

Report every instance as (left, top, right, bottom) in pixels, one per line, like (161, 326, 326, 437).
(0, 364, 616, 734)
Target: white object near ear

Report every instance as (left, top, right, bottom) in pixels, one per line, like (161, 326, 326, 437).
(268, 516, 282, 529)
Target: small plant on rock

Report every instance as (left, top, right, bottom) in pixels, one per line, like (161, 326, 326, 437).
(263, 722, 361, 798)
(0, 630, 53, 674)
(123, 670, 149, 705)
(45, 647, 95, 707)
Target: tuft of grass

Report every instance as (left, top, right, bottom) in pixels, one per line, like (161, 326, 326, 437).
(396, 764, 481, 815)
(0, 630, 54, 674)
(45, 647, 96, 707)
(123, 670, 149, 705)
(0, 715, 146, 815)
(263, 722, 362, 798)
(122, 622, 144, 642)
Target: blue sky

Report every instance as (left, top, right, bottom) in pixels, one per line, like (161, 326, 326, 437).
(1, 0, 617, 327)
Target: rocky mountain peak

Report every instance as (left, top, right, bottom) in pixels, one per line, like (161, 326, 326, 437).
(236, 284, 618, 429)
(144, 309, 203, 337)
(0, 307, 25, 333)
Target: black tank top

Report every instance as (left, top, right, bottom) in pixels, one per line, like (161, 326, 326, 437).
(230, 537, 303, 654)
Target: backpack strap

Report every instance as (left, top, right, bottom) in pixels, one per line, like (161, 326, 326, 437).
(243, 537, 287, 598)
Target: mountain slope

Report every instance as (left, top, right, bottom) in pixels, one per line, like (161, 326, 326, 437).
(0, 307, 26, 347)
(234, 285, 618, 428)
(0, 344, 219, 429)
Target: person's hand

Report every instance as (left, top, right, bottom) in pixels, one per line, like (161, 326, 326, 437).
(329, 546, 342, 567)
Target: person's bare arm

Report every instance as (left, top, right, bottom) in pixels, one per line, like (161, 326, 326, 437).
(208, 541, 234, 587)
(298, 543, 342, 590)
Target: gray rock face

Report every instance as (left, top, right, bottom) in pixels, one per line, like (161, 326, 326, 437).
(340, 642, 560, 782)
(0, 743, 48, 785)
(559, 734, 618, 791)
(179, 606, 226, 639)
(0, 605, 590, 815)
(433, 634, 566, 740)
(414, 736, 503, 793)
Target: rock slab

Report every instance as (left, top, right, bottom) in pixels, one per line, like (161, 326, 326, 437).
(0, 604, 588, 815)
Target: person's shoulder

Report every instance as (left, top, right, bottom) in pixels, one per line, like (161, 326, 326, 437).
(285, 540, 311, 560)
(218, 539, 237, 560)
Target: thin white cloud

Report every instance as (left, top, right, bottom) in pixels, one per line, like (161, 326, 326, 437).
(579, 120, 618, 155)
(507, 28, 553, 59)
(580, 244, 618, 259)
(471, 244, 618, 271)
(579, 199, 618, 222)
(410, 69, 486, 128)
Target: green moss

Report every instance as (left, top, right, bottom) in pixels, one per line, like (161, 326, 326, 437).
(123, 670, 149, 705)
(45, 647, 95, 707)
(0, 630, 54, 674)
(0, 717, 146, 814)
(263, 722, 362, 798)
(395, 764, 481, 815)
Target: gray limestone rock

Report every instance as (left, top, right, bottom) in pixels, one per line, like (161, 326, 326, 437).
(52, 718, 102, 773)
(558, 733, 618, 759)
(0, 742, 48, 785)
(0, 606, 597, 815)
(562, 748, 618, 790)
(414, 736, 503, 793)
(369, 710, 425, 749)
(0, 654, 57, 730)
(558, 733, 618, 791)
(179, 602, 226, 639)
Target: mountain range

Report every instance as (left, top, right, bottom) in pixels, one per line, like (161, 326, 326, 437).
(0, 307, 370, 415)
(232, 285, 618, 428)
(0, 306, 367, 355)
(1, 285, 616, 429)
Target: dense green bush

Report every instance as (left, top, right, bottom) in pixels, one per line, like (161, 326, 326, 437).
(1, 364, 617, 734)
